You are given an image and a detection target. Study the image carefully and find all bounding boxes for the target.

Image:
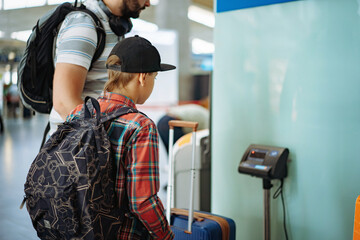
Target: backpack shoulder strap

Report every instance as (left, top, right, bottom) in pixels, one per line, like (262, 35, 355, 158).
(100, 107, 139, 124)
(84, 97, 147, 124)
(39, 122, 51, 150)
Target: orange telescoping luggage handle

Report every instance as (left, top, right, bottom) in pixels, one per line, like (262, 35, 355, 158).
(166, 120, 199, 233)
(168, 120, 198, 132)
(171, 208, 205, 222)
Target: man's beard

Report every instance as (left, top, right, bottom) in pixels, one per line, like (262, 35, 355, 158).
(121, 0, 146, 19)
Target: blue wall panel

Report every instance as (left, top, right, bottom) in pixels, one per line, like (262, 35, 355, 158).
(217, 0, 298, 13)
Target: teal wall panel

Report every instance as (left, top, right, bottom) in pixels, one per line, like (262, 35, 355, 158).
(212, 0, 360, 239)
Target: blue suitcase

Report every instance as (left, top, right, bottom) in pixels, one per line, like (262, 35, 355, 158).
(171, 209, 236, 240)
(166, 120, 236, 240)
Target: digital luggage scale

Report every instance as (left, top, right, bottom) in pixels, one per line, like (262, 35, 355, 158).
(238, 144, 289, 180)
(238, 144, 290, 240)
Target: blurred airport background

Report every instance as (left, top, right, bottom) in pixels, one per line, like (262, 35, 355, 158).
(2, 1, 360, 239)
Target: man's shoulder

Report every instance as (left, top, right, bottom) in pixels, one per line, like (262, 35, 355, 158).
(64, 10, 96, 25)
(62, 0, 103, 26)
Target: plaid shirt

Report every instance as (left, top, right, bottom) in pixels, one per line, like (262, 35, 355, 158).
(67, 92, 174, 240)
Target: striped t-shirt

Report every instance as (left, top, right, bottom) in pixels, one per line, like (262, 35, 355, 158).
(49, 0, 123, 135)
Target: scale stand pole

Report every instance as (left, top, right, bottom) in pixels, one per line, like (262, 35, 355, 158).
(263, 179, 273, 240)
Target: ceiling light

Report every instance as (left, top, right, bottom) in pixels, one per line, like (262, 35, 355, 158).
(192, 38, 214, 54)
(3, 0, 45, 10)
(11, 30, 32, 42)
(48, 0, 66, 5)
(150, 0, 159, 5)
(188, 5, 214, 28)
(131, 19, 159, 32)
(127, 30, 177, 46)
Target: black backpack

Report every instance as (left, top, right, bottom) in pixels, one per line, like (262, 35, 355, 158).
(17, 1, 106, 114)
(21, 97, 137, 239)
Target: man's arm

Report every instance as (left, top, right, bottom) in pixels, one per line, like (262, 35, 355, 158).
(52, 11, 98, 120)
(52, 63, 88, 120)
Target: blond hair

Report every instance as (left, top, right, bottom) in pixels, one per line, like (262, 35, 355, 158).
(104, 55, 138, 93)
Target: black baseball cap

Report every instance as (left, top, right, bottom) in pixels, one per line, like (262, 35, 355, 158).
(106, 35, 176, 73)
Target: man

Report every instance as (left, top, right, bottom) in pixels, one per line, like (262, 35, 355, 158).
(49, 0, 150, 135)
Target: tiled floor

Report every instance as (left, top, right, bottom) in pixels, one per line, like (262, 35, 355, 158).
(0, 113, 48, 240)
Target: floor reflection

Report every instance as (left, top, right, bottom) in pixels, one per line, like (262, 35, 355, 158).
(0, 113, 48, 240)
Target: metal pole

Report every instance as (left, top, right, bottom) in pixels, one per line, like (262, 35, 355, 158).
(263, 179, 273, 240)
(166, 128, 175, 222)
(264, 188, 270, 240)
(187, 131, 197, 232)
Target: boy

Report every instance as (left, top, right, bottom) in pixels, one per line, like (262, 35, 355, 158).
(67, 35, 175, 239)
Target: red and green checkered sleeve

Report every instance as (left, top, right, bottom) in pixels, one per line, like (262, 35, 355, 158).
(127, 121, 174, 239)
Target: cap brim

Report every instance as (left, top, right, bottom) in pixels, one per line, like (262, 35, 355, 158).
(160, 63, 176, 72)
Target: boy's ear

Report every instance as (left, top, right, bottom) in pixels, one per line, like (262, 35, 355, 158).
(138, 73, 146, 87)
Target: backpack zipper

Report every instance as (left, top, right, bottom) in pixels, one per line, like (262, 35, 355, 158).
(21, 85, 47, 104)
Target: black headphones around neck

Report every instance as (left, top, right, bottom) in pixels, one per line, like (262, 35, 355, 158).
(98, 0, 133, 36)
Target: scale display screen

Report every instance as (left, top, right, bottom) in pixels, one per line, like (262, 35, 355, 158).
(249, 149, 267, 159)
